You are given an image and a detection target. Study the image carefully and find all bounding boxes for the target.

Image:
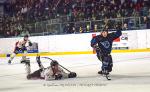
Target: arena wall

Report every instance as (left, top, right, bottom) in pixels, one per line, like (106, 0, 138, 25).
(0, 29, 150, 56)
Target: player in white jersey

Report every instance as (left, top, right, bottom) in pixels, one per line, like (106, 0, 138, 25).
(8, 35, 32, 64)
(24, 56, 77, 80)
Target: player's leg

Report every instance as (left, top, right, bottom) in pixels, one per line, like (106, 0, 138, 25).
(107, 55, 113, 72)
(101, 55, 110, 75)
(27, 56, 45, 79)
(27, 69, 43, 79)
(24, 59, 31, 75)
(36, 55, 44, 69)
(21, 58, 31, 79)
(96, 49, 102, 61)
(8, 47, 19, 64)
(96, 50, 104, 74)
(8, 53, 16, 64)
(101, 55, 113, 75)
(22, 58, 43, 79)
(20, 46, 27, 63)
(100, 55, 112, 80)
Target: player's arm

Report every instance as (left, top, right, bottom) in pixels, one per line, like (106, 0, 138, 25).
(44, 67, 62, 81)
(91, 36, 98, 48)
(28, 40, 32, 46)
(91, 36, 101, 51)
(110, 26, 122, 40)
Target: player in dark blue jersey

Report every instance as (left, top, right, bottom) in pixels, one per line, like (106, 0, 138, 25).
(91, 26, 122, 75)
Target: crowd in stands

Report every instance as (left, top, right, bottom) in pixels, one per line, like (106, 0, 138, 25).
(1, 0, 150, 37)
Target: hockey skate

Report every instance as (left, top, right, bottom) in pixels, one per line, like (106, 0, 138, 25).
(102, 70, 111, 80)
(98, 70, 109, 75)
(21, 59, 30, 66)
(8, 60, 11, 64)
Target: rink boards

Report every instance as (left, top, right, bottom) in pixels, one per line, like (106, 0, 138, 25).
(1, 29, 150, 57)
(1, 48, 150, 58)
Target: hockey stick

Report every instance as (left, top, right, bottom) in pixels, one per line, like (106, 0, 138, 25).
(41, 57, 72, 73)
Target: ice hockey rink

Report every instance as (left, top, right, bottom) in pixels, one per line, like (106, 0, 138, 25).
(0, 52, 150, 92)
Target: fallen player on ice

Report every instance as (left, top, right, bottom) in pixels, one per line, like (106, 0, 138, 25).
(22, 56, 77, 80)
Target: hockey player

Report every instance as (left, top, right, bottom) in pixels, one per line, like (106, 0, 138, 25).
(91, 25, 122, 76)
(8, 35, 32, 64)
(24, 56, 76, 80)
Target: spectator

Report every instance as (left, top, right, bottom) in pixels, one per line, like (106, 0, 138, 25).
(1, 0, 150, 37)
(143, 16, 150, 29)
(79, 26, 83, 33)
(86, 24, 90, 32)
(63, 23, 70, 33)
(128, 19, 134, 30)
(94, 24, 98, 32)
(122, 23, 129, 30)
(140, 1, 149, 16)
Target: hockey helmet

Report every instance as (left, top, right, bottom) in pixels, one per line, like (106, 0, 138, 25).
(50, 60, 59, 66)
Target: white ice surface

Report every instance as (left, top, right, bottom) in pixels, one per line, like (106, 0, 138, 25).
(0, 52, 150, 92)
